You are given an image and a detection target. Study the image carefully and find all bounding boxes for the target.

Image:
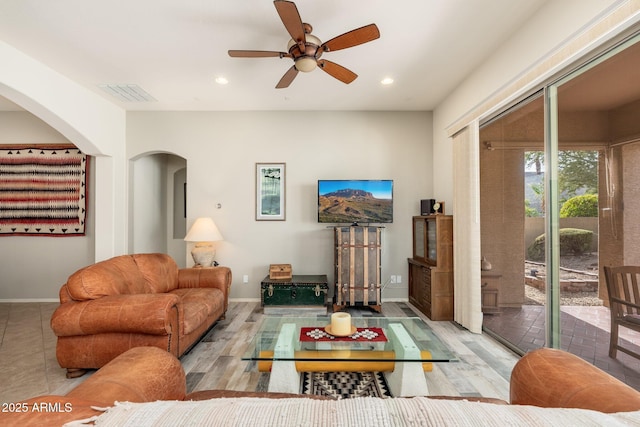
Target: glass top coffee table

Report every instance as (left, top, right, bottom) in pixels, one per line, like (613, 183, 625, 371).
(242, 316, 457, 396)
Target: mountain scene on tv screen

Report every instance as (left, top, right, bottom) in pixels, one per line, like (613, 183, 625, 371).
(319, 188, 392, 223)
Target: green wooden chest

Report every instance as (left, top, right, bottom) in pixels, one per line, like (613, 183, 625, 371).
(261, 274, 328, 307)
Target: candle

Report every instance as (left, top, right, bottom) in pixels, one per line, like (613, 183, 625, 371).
(331, 312, 352, 336)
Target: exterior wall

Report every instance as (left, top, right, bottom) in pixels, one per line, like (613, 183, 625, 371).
(623, 143, 640, 266)
(480, 148, 525, 306)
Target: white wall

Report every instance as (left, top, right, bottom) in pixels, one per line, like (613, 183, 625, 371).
(129, 153, 187, 266)
(131, 154, 168, 254)
(0, 112, 95, 300)
(127, 111, 432, 301)
(167, 159, 187, 267)
(0, 40, 127, 262)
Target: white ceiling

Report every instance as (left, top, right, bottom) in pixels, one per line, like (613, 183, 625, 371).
(0, 0, 549, 112)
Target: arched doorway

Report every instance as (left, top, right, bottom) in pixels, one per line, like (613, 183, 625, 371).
(130, 152, 187, 266)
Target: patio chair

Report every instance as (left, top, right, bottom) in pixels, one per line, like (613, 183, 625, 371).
(603, 265, 640, 359)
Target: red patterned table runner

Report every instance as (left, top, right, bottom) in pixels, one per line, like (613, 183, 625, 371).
(300, 327, 387, 342)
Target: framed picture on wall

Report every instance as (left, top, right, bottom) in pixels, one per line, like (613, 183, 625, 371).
(256, 162, 286, 221)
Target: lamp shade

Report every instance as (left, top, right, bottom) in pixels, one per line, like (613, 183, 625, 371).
(184, 217, 223, 242)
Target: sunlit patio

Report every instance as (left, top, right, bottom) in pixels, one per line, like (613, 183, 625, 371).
(483, 304, 640, 390)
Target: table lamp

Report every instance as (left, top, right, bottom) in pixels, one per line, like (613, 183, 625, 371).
(184, 217, 224, 267)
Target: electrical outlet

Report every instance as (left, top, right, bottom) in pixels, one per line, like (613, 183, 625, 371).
(390, 275, 397, 284)
(396, 275, 402, 284)
(243, 275, 249, 283)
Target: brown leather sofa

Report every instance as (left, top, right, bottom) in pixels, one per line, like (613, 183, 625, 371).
(50, 253, 231, 377)
(3, 346, 640, 426)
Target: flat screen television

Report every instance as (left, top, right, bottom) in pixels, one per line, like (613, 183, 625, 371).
(318, 179, 393, 225)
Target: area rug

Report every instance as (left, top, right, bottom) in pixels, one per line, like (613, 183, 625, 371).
(301, 371, 392, 399)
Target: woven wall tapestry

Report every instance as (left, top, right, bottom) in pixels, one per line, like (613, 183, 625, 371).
(0, 145, 89, 236)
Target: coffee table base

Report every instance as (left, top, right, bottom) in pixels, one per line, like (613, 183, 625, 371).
(264, 323, 431, 396)
(266, 360, 429, 396)
(385, 323, 429, 397)
(267, 324, 299, 394)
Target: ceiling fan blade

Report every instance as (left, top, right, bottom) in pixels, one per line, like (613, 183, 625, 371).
(317, 60, 357, 84)
(228, 50, 288, 58)
(276, 65, 299, 88)
(274, 0, 305, 45)
(321, 24, 380, 52)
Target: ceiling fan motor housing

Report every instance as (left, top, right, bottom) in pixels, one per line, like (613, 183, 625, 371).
(287, 33, 322, 72)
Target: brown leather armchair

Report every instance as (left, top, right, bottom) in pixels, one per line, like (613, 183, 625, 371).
(50, 253, 231, 377)
(511, 347, 640, 413)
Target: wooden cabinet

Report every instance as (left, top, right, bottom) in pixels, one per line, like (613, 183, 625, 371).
(408, 215, 453, 320)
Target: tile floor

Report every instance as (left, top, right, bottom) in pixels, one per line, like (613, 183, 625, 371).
(482, 304, 640, 390)
(0, 302, 87, 404)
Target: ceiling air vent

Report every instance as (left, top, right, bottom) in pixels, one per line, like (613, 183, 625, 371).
(98, 84, 156, 102)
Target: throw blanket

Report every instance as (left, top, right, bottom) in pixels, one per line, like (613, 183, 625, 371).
(69, 397, 640, 426)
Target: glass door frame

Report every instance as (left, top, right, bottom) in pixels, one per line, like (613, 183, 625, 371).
(543, 32, 640, 349)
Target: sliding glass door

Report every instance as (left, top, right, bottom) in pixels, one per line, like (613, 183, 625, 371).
(480, 32, 640, 380)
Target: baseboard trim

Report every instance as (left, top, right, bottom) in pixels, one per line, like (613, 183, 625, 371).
(1, 297, 409, 304)
(229, 298, 409, 303)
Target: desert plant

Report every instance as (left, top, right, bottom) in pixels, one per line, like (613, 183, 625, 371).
(560, 194, 598, 218)
(527, 228, 593, 261)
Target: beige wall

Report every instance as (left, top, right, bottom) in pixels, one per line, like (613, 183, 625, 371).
(0, 112, 95, 300)
(0, 110, 431, 301)
(623, 143, 640, 266)
(126, 111, 433, 301)
(480, 147, 525, 306)
(0, 0, 630, 301)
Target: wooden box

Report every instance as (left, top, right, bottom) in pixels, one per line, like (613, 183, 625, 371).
(333, 226, 382, 312)
(481, 272, 501, 314)
(261, 275, 328, 307)
(269, 264, 292, 280)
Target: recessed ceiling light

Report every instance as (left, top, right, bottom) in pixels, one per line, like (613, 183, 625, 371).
(381, 77, 394, 85)
(215, 76, 229, 85)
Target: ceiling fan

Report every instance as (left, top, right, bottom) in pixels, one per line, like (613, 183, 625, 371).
(228, 0, 380, 88)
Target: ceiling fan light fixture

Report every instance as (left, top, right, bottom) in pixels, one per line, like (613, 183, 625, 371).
(228, 1, 380, 87)
(294, 56, 317, 72)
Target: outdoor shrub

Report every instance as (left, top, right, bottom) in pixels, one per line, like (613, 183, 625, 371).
(527, 228, 593, 261)
(525, 199, 540, 217)
(560, 194, 598, 218)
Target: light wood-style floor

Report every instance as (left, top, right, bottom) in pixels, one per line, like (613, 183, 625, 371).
(0, 301, 519, 403)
